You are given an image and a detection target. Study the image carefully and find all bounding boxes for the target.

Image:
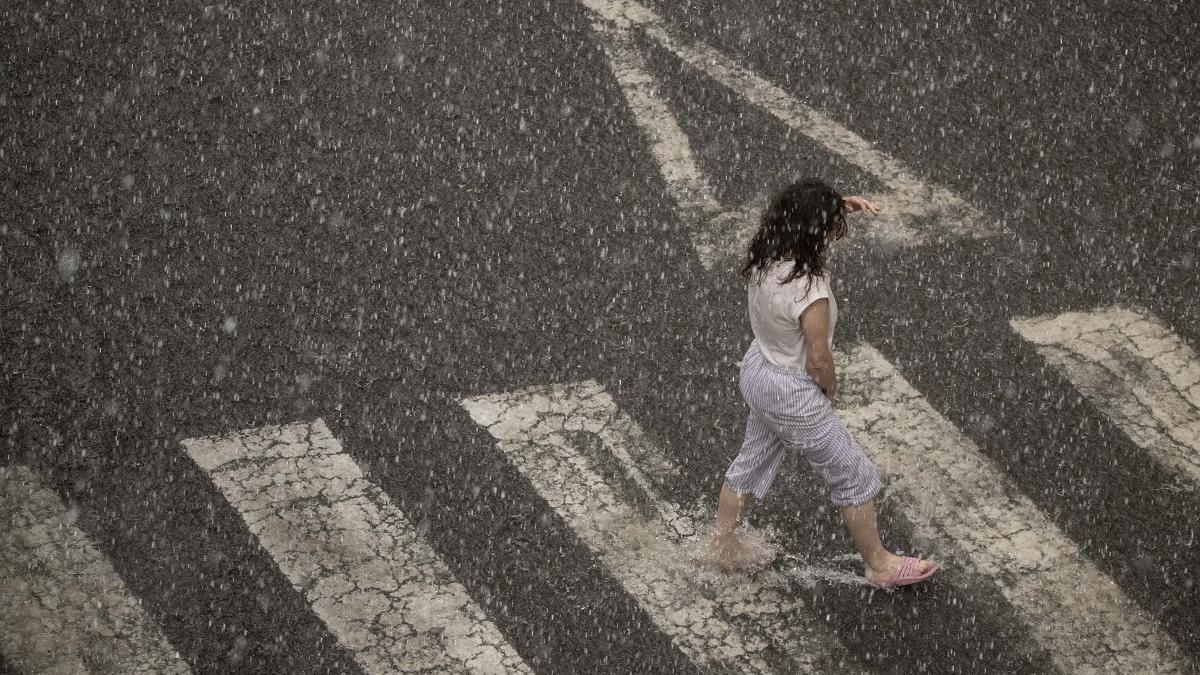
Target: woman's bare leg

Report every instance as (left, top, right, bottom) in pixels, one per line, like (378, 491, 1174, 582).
(839, 499, 936, 582)
(714, 482, 750, 537)
(710, 483, 775, 570)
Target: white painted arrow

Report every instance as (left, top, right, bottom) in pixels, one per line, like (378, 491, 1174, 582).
(581, 0, 994, 269)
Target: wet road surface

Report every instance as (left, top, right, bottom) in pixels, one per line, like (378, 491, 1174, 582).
(3, 0, 1198, 672)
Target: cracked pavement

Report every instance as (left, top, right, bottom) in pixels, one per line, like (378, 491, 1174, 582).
(1, 466, 190, 675)
(1013, 307, 1200, 488)
(463, 380, 857, 674)
(838, 343, 1188, 674)
(183, 420, 530, 674)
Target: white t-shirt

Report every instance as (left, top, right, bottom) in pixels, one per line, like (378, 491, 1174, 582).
(747, 260, 837, 371)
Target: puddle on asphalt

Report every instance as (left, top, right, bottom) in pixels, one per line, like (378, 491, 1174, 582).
(676, 521, 876, 593)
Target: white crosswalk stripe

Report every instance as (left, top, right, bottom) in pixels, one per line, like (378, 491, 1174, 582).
(838, 342, 1189, 674)
(462, 381, 858, 674)
(1012, 305, 1200, 489)
(0, 465, 191, 675)
(581, 0, 994, 269)
(182, 419, 530, 675)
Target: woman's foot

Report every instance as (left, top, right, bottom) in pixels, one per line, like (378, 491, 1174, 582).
(864, 552, 938, 587)
(710, 532, 776, 572)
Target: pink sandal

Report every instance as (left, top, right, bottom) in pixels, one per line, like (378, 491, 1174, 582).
(870, 556, 939, 589)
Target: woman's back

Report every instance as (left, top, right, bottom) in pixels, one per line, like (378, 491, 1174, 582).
(747, 260, 837, 371)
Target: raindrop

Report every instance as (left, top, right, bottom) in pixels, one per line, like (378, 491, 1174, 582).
(1124, 116, 1144, 143)
(228, 635, 248, 664)
(222, 317, 238, 334)
(295, 372, 314, 392)
(57, 247, 81, 280)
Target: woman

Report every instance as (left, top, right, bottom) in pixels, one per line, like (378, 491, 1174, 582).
(711, 178, 938, 589)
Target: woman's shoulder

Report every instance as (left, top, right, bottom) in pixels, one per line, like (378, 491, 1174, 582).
(770, 260, 825, 283)
(748, 259, 830, 288)
(779, 268, 832, 300)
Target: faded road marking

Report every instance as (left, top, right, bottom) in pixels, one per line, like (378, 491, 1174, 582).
(0, 465, 191, 675)
(183, 420, 530, 675)
(1012, 306, 1200, 487)
(838, 344, 1188, 674)
(463, 381, 858, 674)
(582, 0, 993, 269)
(583, 12, 729, 267)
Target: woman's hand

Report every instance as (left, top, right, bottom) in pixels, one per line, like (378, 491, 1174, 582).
(843, 195, 880, 215)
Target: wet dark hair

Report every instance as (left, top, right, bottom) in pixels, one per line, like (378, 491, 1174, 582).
(741, 178, 846, 288)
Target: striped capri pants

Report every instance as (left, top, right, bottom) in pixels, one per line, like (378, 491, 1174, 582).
(724, 340, 882, 507)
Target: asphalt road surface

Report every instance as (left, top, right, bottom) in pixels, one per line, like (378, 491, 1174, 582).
(3, 0, 1199, 672)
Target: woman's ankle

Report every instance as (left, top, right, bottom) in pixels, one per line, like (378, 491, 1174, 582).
(712, 530, 740, 544)
(861, 549, 894, 572)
